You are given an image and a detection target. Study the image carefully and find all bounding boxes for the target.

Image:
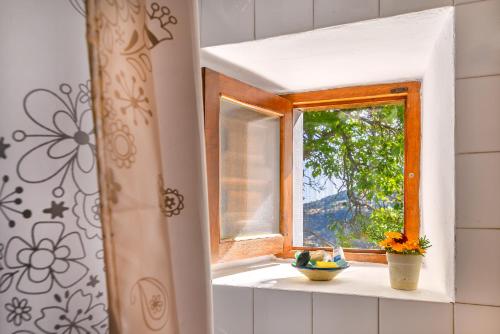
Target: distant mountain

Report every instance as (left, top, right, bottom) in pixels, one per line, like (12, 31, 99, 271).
(303, 190, 373, 248)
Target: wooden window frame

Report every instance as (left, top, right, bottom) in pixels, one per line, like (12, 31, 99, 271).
(203, 68, 293, 263)
(281, 81, 421, 263)
(203, 67, 421, 264)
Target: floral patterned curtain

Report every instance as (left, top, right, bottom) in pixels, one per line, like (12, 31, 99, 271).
(0, 1, 211, 333)
(86, 0, 182, 332)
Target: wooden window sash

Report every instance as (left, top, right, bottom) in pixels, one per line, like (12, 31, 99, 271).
(203, 68, 293, 263)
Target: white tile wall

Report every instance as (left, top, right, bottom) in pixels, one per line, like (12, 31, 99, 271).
(313, 0, 379, 28)
(200, 0, 255, 47)
(455, 303, 500, 334)
(380, 299, 453, 334)
(255, 0, 313, 39)
(203, 0, 500, 332)
(213, 285, 253, 334)
(380, 0, 452, 17)
(456, 229, 500, 306)
(313, 293, 378, 334)
(456, 153, 500, 229)
(254, 289, 312, 334)
(456, 76, 500, 154)
(456, 0, 500, 78)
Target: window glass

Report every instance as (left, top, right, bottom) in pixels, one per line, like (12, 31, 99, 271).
(301, 104, 404, 249)
(219, 98, 281, 240)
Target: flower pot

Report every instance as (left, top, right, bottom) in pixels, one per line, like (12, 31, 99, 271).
(386, 253, 422, 291)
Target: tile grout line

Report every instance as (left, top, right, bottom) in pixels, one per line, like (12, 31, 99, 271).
(456, 73, 500, 80)
(252, 288, 255, 334)
(456, 227, 500, 230)
(455, 301, 500, 308)
(377, 298, 380, 334)
(455, 0, 495, 6)
(452, 302, 455, 334)
(456, 150, 500, 156)
(253, 0, 256, 40)
(312, 0, 315, 29)
(311, 292, 314, 334)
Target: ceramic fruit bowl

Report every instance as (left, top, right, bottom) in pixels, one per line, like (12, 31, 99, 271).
(292, 262, 349, 281)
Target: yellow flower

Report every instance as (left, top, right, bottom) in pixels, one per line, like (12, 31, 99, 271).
(404, 240, 419, 251)
(379, 238, 394, 248)
(384, 231, 403, 239)
(391, 243, 405, 252)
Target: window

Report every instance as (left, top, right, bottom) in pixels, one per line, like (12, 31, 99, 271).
(299, 104, 405, 250)
(204, 68, 420, 263)
(203, 68, 292, 263)
(219, 96, 281, 240)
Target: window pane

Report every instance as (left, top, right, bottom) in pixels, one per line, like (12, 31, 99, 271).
(220, 98, 280, 240)
(302, 104, 404, 249)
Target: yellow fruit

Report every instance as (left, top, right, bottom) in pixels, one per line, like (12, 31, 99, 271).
(316, 261, 338, 268)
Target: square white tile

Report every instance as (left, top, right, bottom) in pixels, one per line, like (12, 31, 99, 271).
(456, 229, 500, 306)
(456, 0, 500, 78)
(380, 0, 452, 17)
(201, 0, 255, 47)
(213, 285, 253, 334)
(313, 0, 379, 28)
(379, 299, 453, 334)
(455, 303, 500, 334)
(254, 289, 312, 334)
(313, 293, 378, 334)
(456, 153, 500, 229)
(456, 76, 500, 154)
(255, 0, 313, 39)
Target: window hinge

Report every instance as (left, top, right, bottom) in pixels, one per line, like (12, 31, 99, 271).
(390, 87, 408, 94)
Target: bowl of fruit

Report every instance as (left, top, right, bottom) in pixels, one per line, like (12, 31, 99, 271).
(292, 249, 349, 281)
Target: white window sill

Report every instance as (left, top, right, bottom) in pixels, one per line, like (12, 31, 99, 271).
(212, 257, 453, 303)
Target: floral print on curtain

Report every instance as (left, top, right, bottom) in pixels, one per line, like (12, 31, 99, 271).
(86, 0, 179, 333)
(0, 1, 108, 333)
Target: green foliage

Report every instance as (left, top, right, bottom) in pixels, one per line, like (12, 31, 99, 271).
(418, 235, 432, 251)
(303, 104, 405, 248)
(365, 207, 403, 244)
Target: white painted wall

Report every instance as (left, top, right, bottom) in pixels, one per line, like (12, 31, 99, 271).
(203, 7, 456, 298)
(201, 8, 450, 94)
(419, 10, 455, 298)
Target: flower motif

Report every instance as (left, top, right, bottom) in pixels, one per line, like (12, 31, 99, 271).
(160, 188, 184, 217)
(105, 119, 137, 168)
(14, 83, 99, 197)
(0, 175, 32, 228)
(158, 176, 184, 217)
(35, 289, 107, 334)
(149, 294, 163, 314)
(5, 297, 32, 326)
(5, 222, 89, 294)
(145, 2, 177, 49)
(114, 71, 152, 125)
(73, 191, 102, 240)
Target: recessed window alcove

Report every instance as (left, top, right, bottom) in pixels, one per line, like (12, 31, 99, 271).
(202, 7, 455, 302)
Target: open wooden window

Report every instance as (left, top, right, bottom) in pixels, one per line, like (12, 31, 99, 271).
(203, 68, 293, 263)
(203, 68, 421, 264)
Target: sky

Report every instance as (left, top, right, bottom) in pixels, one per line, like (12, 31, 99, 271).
(303, 167, 342, 204)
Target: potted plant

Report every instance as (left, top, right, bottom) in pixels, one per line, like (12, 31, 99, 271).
(379, 232, 431, 291)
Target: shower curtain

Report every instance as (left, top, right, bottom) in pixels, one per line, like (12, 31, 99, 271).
(0, 1, 212, 333)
